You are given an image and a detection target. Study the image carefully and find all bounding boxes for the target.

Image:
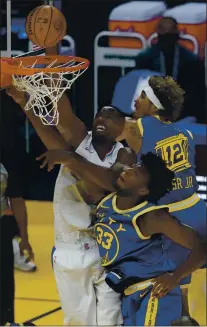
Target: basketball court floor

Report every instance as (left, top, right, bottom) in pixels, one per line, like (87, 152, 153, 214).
(15, 202, 63, 325)
(14, 201, 206, 326)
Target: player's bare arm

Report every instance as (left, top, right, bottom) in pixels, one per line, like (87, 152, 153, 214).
(37, 147, 136, 193)
(45, 46, 88, 149)
(139, 209, 206, 297)
(6, 86, 69, 151)
(118, 117, 143, 154)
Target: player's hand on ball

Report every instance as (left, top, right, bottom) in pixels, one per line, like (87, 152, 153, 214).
(37, 150, 74, 171)
(151, 272, 180, 298)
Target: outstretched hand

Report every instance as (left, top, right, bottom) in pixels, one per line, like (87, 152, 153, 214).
(151, 272, 180, 298)
(36, 150, 73, 171)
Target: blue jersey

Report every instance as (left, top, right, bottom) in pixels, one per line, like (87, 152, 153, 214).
(95, 193, 177, 281)
(136, 116, 198, 204)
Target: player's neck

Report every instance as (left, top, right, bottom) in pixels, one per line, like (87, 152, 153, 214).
(92, 139, 115, 161)
(116, 192, 143, 210)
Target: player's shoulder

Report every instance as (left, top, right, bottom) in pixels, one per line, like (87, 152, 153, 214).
(144, 206, 168, 218)
(174, 124, 194, 140)
(140, 115, 159, 125)
(140, 206, 169, 228)
(137, 115, 160, 136)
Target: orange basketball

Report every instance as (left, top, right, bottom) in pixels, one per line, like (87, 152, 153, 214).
(26, 5, 67, 48)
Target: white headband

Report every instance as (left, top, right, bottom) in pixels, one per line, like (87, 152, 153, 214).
(143, 84, 164, 110)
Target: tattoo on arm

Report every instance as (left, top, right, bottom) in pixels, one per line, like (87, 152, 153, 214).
(128, 125, 140, 137)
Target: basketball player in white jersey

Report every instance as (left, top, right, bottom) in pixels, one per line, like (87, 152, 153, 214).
(6, 85, 136, 325)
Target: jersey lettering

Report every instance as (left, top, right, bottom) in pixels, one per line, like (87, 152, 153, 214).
(172, 175, 194, 190)
(95, 223, 120, 266)
(96, 226, 114, 250)
(155, 134, 191, 173)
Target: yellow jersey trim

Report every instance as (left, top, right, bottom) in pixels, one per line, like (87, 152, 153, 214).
(124, 278, 154, 296)
(124, 278, 159, 325)
(144, 295, 159, 326)
(112, 195, 148, 214)
(132, 205, 168, 240)
(153, 115, 171, 124)
(168, 193, 200, 213)
(137, 118, 144, 137)
(97, 192, 116, 210)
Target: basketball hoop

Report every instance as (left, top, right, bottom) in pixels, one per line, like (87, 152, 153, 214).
(0, 55, 89, 125)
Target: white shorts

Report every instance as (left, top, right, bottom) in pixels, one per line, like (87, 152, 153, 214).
(52, 239, 123, 326)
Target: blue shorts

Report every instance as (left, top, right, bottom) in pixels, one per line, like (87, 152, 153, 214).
(164, 197, 207, 285)
(122, 281, 182, 326)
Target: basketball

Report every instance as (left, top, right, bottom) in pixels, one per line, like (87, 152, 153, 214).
(25, 5, 67, 48)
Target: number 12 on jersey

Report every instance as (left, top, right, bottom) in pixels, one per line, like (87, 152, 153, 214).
(155, 134, 191, 172)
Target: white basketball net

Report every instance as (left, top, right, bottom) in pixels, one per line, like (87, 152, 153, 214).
(12, 58, 88, 125)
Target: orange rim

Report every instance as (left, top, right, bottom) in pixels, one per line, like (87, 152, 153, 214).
(1, 55, 90, 76)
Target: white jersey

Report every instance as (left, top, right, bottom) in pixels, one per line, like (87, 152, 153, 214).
(53, 132, 123, 245)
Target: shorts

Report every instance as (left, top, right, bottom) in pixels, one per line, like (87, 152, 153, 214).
(122, 280, 182, 326)
(165, 197, 207, 286)
(52, 238, 122, 325)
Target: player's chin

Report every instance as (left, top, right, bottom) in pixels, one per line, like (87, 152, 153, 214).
(116, 176, 126, 189)
(92, 130, 107, 139)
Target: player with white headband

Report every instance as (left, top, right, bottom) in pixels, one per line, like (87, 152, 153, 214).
(121, 75, 206, 326)
(142, 84, 165, 110)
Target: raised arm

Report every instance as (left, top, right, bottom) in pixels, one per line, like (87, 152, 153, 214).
(6, 86, 68, 151)
(140, 209, 206, 296)
(37, 147, 137, 192)
(45, 46, 87, 148)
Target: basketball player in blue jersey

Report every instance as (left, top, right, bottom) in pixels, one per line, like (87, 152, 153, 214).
(119, 75, 207, 323)
(37, 149, 205, 326)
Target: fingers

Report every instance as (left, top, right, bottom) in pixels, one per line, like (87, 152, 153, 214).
(151, 282, 163, 297)
(37, 154, 48, 169)
(40, 158, 48, 169)
(158, 288, 169, 298)
(48, 162, 54, 172)
(151, 278, 170, 298)
(36, 153, 47, 161)
(36, 153, 54, 171)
